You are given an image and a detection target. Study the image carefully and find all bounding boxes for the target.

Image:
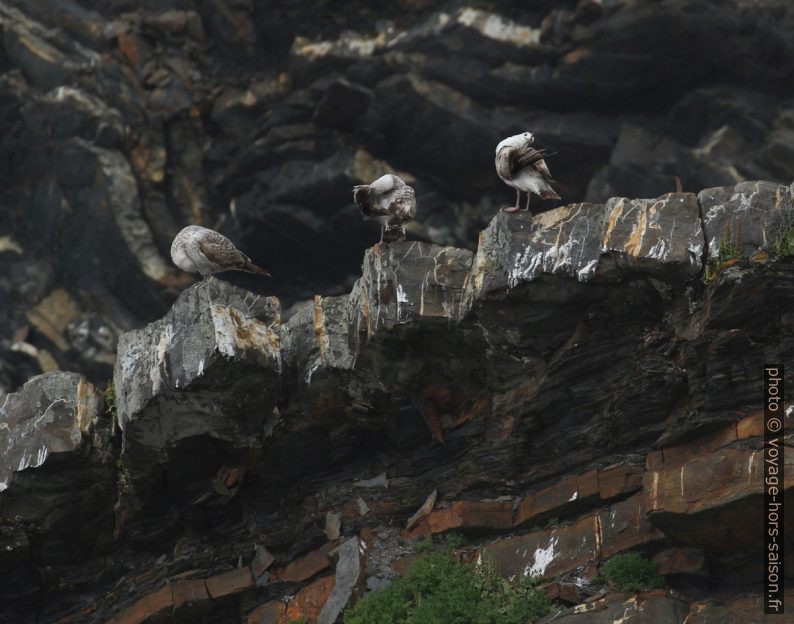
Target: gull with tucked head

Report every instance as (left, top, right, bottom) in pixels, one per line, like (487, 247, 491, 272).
(170, 225, 270, 279)
(353, 174, 417, 243)
(495, 131, 560, 213)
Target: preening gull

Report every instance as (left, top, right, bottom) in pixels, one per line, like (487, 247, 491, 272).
(170, 225, 270, 278)
(495, 132, 560, 213)
(353, 174, 417, 243)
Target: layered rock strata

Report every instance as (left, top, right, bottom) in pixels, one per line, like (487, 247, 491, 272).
(1, 181, 793, 623)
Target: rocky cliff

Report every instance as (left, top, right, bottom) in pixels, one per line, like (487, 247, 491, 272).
(2, 0, 794, 399)
(1, 180, 793, 623)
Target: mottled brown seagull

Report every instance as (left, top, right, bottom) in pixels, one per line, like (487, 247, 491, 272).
(495, 132, 559, 213)
(170, 225, 270, 278)
(353, 174, 417, 243)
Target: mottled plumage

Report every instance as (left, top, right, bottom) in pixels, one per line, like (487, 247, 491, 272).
(170, 225, 270, 278)
(353, 174, 417, 243)
(495, 132, 560, 213)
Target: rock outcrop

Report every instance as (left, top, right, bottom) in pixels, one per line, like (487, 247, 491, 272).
(1, 180, 793, 623)
(2, 0, 794, 398)
(114, 279, 281, 498)
(0, 372, 115, 621)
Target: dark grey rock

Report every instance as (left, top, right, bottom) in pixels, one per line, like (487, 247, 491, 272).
(350, 241, 474, 334)
(2, 0, 794, 397)
(0, 369, 115, 614)
(464, 192, 702, 311)
(0, 371, 101, 492)
(699, 180, 793, 260)
(314, 78, 373, 132)
(114, 277, 281, 495)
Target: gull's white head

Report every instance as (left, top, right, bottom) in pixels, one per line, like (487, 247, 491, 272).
(496, 131, 534, 153)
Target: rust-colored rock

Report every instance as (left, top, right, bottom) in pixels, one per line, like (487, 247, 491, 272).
(205, 567, 254, 599)
(645, 446, 794, 552)
(427, 500, 513, 533)
(658, 425, 738, 469)
(528, 474, 584, 518)
(599, 493, 665, 557)
(401, 517, 432, 541)
(284, 576, 336, 623)
(597, 464, 643, 500)
(513, 495, 536, 528)
(171, 578, 209, 608)
(275, 549, 331, 583)
(480, 513, 599, 580)
(734, 412, 763, 439)
(650, 412, 766, 473)
(481, 492, 662, 580)
(359, 526, 376, 547)
(645, 450, 664, 472)
(115, 585, 172, 624)
(246, 601, 285, 624)
(544, 581, 582, 604)
(515, 464, 643, 528)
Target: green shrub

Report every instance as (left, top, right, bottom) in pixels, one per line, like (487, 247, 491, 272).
(444, 531, 466, 550)
(703, 221, 743, 283)
(777, 226, 794, 257)
(343, 551, 551, 624)
(103, 380, 116, 417)
(415, 538, 433, 555)
(600, 553, 664, 593)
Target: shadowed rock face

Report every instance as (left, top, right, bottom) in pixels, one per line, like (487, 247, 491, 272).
(2, 182, 791, 623)
(2, 0, 794, 395)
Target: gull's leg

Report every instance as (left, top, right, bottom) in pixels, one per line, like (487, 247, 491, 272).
(379, 222, 385, 244)
(521, 192, 531, 212)
(503, 188, 521, 213)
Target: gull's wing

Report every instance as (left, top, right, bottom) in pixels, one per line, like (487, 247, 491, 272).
(197, 230, 247, 267)
(388, 185, 417, 220)
(510, 144, 555, 179)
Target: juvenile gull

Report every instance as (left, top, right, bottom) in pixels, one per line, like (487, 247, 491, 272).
(170, 225, 270, 278)
(495, 132, 560, 213)
(353, 174, 417, 243)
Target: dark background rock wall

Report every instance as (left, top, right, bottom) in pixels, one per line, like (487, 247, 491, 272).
(1, 0, 793, 395)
